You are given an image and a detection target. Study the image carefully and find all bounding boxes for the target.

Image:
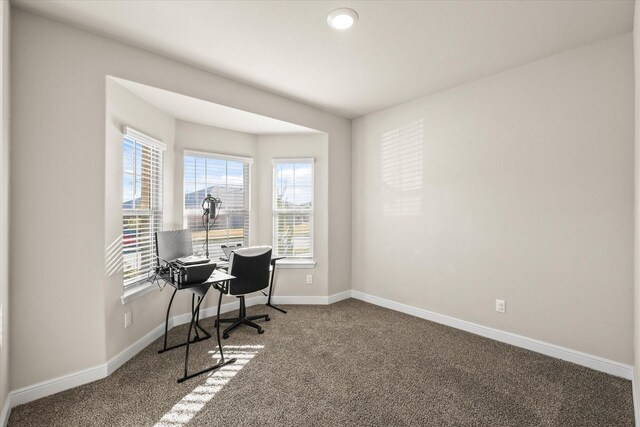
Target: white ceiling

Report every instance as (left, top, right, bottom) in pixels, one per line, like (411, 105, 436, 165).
(14, 0, 634, 119)
(112, 77, 320, 135)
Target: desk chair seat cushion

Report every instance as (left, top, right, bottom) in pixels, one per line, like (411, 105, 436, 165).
(227, 246, 272, 296)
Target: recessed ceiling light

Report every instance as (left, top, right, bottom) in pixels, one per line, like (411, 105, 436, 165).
(327, 8, 358, 30)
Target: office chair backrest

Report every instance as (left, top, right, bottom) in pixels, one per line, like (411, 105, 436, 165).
(155, 229, 193, 265)
(228, 246, 272, 296)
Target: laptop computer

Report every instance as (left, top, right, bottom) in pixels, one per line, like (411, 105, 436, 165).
(179, 261, 217, 286)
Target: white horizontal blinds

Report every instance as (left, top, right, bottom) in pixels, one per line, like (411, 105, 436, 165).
(122, 130, 164, 289)
(381, 120, 424, 216)
(273, 159, 314, 258)
(184, 153, 251, 260)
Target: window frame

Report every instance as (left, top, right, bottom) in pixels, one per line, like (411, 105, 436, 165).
(272, 158, 315, 260)
(121, 127, 166, 291)
(182, 150, 253, 259)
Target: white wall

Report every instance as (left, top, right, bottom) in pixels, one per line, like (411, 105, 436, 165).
(10, 9, 351, 391)
(11, 14, 106, 388)
(352, 34, 634, 364)
(256, 134, 329, 297)
(105, 79, 180, 361)
(633, 0, 640, 414)
(0, 0, 9, 414)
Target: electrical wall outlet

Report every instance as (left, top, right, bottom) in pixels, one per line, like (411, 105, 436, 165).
(124, 310, 132, 328)
(495, 299, 506, 313)
(306, 274, 313, 285)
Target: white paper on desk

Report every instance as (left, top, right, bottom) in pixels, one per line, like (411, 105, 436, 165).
(176, 255, 208, 265)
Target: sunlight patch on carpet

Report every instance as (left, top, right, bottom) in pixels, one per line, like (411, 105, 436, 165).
(153, 345, 264, 427)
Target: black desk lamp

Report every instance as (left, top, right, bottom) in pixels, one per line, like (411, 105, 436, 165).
(202, 194, 221, 259)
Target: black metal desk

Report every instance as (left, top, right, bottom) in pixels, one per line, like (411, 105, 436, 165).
(264, 257, 286, 313)
(157, 269, 237, 383)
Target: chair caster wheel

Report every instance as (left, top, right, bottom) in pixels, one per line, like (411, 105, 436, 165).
(223, 333, 229, 339)
(265, 316, 270, 321)
(258, 328, 264, 334)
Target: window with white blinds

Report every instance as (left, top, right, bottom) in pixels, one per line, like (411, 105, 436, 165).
(273, 159, 314, 258)
(122, 127, 165, 289)
(183, 151, 252, 260)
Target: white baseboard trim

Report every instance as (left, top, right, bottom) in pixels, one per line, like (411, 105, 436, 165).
(0, 394, 11, 427)
(106, 323, 166, 376)
(328, 291, 352, 304)
(10, 364, 108, 408)
(632, 368, 639, 427)
(271, 295, 329, 305)
(8, 302, 238, 409)
(7, 292, 343, 409)
(9, 290, 634, 416)
(109, 295, 270, 376)
(108, 293, 348, 381)
(271, 291, 352, 305)
(351, 290, 633, 380)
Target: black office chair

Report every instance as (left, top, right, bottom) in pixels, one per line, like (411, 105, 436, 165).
(215, 246, 272, 339)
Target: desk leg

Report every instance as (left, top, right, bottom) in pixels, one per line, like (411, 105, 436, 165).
(190, 294, 200, 340)
(191, 295, 210, 340)
(181, 295, 203, 381)
(215, 284, 235, 366)
(158, 288, 177, 353)
(266, 263, 287, 314)
(195, 297, 210, 338)
(158, 290, 211, 354)
(177, 284, 236, 383)
(191, 295, 210, 338)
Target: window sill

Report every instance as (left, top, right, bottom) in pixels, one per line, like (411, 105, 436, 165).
(121, 281, 158, 305)
(275, 259, 316, 269)
(120, 260, 314, 303)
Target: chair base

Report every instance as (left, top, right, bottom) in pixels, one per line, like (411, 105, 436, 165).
(215, 295, 270, 339)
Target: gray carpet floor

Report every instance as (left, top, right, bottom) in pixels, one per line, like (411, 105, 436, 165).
(8, 299, 634, 426)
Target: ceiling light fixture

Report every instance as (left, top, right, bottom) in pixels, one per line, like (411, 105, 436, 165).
(327, 8, 358, 30)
